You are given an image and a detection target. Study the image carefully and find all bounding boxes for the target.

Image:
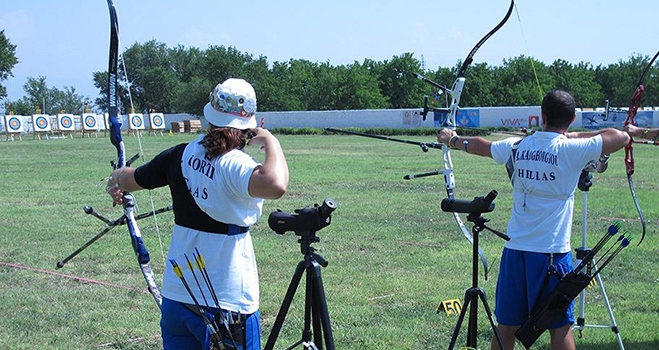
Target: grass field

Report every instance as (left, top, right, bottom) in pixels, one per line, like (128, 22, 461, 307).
(0, 132, 657, 350)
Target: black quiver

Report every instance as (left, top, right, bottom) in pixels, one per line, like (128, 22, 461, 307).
(515, 271, 593, 349)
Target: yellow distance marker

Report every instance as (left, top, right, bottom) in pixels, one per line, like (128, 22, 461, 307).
(437, 298, 463, 316)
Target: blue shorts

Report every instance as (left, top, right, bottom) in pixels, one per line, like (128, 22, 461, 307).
(493, 248, 575, 328)
(161, 297, 261, 350)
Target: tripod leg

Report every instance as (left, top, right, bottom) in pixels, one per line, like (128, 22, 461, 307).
(448, 290, 474, 350)
(573, 263, 625, 350)
(574, 259, 586, 335)
(306, 265, 320, 348)
(594, 272, 625, 350)
(476, 289, 505, 350)
(309, 260, 335, 350)
(575, 190, 589, 336)
(264, 260, 307, 350)
(575, 282, 587, 336)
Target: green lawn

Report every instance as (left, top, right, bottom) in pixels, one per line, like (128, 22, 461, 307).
(0, 133, 656, 349)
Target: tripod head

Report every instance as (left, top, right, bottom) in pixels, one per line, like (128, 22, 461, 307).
(442, 190, 510, 242)
(578, 170, 593, 192)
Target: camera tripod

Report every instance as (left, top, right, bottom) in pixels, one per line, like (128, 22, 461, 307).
(573, 171, 625, 350)
(264, 232, 335, 350)
(448, 212, 510, 350)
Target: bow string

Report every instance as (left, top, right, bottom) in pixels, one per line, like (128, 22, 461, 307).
(623, 50, 658, 246)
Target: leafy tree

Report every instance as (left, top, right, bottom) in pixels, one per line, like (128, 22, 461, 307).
(377, 53, 426, 108)
(170, 45, 203, 83)
(306, 62, 339, 111)
(22, 76, 53, 114)
(334, 61, 388, 110)
(5, 100, 32, 116)
(495, 56, 550, 106)
(92, 71, 130, 114)
(202, 45, 254, 85)
(270, 59, 320, 111)
(596, 54, 659, 108)
(121, 40, 179, 113)
(173, 76, 213, 116)
(242, 55, 276, 113)
(461, 62, 498, 107)
(0, 30, 18, 99)
(83, 40, 659, 114)
(5, 76, 87, 116)
(259, 60, 295, 112)
(549, 59, 603, 108)
(52, 86, 91, 114)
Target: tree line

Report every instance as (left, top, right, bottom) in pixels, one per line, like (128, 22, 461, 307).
(3, 37, 659, 116)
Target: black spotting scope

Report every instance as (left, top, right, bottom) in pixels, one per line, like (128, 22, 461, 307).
(268, 198, 337, 235)
(441, 190, 497, 214)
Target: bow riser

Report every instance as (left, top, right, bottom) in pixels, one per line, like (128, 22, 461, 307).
(446, 77, 466, 128)
(622, 51, 657, 246)
(442, 148, 457, 192)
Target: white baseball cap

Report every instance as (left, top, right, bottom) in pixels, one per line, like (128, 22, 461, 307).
(203, 78, 257, 129)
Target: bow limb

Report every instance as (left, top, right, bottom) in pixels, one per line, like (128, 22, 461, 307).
(622, 50, 657, 246)
(456, 0, 515, 79)
(443, 0, 515, 128)
(440, 0, 515, 278)
(106, 0, 162, 308)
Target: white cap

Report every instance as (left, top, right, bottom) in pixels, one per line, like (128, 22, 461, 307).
(203, 78, 257, 129)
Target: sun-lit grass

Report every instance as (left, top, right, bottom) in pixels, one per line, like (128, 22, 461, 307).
(0, 132, 656, 349)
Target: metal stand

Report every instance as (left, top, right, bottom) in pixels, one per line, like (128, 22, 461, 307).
(56, 203, 172, 269)
(448, 212, 510, 350)
(573, 171, 625, 350)
(264, 233, 335, 350)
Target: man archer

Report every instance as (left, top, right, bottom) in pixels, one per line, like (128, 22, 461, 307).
(437, 89, 629, 350)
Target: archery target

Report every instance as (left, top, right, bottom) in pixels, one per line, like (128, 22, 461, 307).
(5, 116, 24, 133)
(403, 110, 411, 124)
(129, 113, 145, 130)
(32, 114, 52, 132)
(82, 113, 98, 130)
(57, 114, 75, 131)
(149, 113, 165, 129)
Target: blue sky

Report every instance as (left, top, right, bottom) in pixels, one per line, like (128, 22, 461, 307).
(2, 0, 657, 103)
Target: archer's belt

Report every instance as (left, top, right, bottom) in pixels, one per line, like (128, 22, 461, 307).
(183, 302, 252, 323)
(217, 223, 249, 235)
(177, 220, 248, 235)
